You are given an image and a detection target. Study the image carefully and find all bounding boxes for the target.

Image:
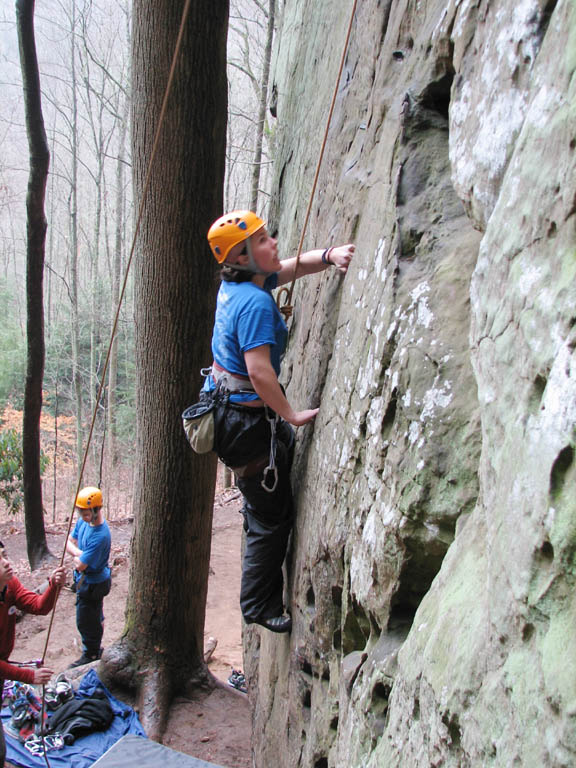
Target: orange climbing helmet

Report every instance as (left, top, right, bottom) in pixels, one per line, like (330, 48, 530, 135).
(75, 486, 103, 509)
(207, 210, 265, 263)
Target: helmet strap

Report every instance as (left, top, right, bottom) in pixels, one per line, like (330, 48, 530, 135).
(225, 237, 272, 276)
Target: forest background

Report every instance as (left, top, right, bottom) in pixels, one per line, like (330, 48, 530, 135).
(0, 0, 275, 528)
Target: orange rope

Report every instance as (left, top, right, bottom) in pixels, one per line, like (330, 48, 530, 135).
(277, 0, 358, 321)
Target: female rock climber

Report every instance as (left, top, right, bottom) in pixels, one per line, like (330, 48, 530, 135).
(205, 210, 354, 633)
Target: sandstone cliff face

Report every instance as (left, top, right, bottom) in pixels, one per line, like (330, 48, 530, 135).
(246, 1, 576, 766)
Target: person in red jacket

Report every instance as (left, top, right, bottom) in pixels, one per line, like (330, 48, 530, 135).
(0, 539, 66, 766)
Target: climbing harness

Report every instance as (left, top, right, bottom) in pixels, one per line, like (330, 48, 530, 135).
(184, 366, 279, 493)
(277, 0, 359, 321)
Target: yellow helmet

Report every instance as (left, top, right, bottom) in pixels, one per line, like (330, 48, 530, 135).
(75, 486, 103, 509)
(207, 210, 265, 263)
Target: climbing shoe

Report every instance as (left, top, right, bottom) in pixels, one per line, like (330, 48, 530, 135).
(255, 615, 292, 633)
(69, 648, 101, 668)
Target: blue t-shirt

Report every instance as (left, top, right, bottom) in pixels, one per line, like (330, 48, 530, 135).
(72, 519, 111, 584)
(205, 275, 288, 403)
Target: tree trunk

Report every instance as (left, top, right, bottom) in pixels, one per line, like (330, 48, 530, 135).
(99, 0, 229, 741)
(250, 0, 275, 211)
(107, 97, 129, 469)
(69, 0, 84, 469)
(16, 0, 52, 568)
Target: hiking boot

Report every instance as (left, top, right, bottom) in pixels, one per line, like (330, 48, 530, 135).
(69, 651, 99, 668)
(255, 615, 292, 633)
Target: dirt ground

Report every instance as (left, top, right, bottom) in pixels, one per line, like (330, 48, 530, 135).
(1, 487, 251, 768)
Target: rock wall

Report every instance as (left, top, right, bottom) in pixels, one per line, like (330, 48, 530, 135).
(246, 1, 576, 766)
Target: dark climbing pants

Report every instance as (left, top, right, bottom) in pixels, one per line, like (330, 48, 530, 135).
(75, 577, 111, 656)
(215, 403, 295, 623)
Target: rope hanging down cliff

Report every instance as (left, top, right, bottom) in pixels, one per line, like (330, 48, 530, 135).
(276, 0, 359, 321)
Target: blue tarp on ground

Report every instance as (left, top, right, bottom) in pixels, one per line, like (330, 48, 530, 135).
(2, 669, 145, 768)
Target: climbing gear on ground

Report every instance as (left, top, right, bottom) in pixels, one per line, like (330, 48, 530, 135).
(44, 674, 74, 710)
(46, 689, 114, 744)
(254, 615, 292, 633)
(5, 682, 47, 742)
(24, 733, 65, 755)
(75, 486, 103, 509)
(208, 210, 265, 263)
(227, 669, 247, 693)
(277, 0, 359, 321)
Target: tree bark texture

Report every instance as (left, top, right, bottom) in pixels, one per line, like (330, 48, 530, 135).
(101, 0, 229, 741)
(16, 0, 52, 568)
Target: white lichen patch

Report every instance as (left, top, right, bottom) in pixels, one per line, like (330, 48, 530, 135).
(409, 421, 421, 445)
(421, 379, 454, 421)
(375, 237, 387, 276)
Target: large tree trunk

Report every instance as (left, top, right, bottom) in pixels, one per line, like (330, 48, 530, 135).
(16, 0, 52, 569)
(69, 0, 84, 469)
(99, 0, 229, 741)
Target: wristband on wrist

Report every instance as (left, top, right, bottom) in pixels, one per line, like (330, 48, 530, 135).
(321, 247, 334, 265)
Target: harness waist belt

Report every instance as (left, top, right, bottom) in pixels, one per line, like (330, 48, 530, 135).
(211, 363, 255, 393)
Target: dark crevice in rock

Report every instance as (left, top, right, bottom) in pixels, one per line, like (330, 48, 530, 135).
(329, 715, 339, 731)
(307, 584, 316, 606)
(538, 540, 554, 562)
(419, 71, 454, 120)
(442, 711, 462, 749)
(549, 445, 574, 500)
(371, 681, 392, 717)
(529, 372, 548, 413)
(343, 599, 372, 654)
(314, 758, 328, 768)
(522, 622, 535, 642)
(333, 628, 342, 651)
(331, 585, 343, 608)
(534, 0, 558, 49)
(388, 523, 453, 634)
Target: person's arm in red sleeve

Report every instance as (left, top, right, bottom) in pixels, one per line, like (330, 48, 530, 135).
(0, 660, 54, 685)
(0, 659, 36, 685)
(11, 567, 66, 616)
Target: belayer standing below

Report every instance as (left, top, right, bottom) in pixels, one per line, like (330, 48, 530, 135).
(0, 540, 67, 767)
(205, 210, 354, 633)
(66, 486, 111, 666)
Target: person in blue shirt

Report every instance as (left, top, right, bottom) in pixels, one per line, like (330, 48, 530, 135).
(66, 486, 111, 666)
(205, 210, 354, 633)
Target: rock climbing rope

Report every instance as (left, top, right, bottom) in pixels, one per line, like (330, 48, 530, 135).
(277, 0, 359, 321)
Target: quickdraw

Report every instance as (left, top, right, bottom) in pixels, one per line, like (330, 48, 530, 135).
(261, 408, 279, 493)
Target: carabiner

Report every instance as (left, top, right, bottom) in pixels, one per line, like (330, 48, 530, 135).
(261, 465, 279, 493)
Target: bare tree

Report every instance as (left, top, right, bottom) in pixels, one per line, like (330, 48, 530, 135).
(99, 0, 228, 740)
(16, 0, 52, 567)
(250, 0, 275, 211)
